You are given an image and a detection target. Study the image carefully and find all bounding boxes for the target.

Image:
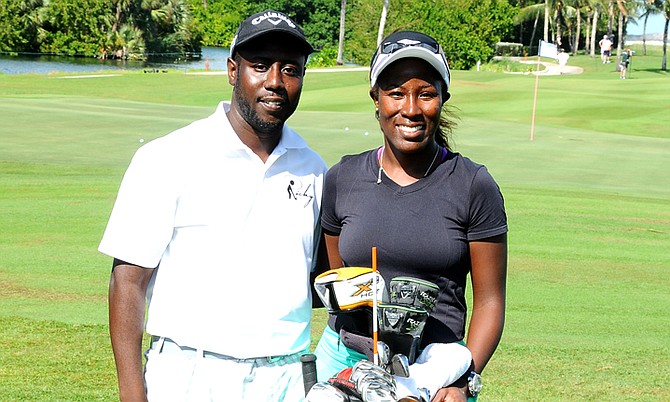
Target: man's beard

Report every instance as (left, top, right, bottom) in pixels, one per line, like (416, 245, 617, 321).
(234, 84, 284, 135)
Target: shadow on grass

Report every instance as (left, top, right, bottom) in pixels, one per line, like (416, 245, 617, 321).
(630, 68, 670, 75)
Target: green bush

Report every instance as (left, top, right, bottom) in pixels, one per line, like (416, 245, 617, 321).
(307, 44, 339, 68)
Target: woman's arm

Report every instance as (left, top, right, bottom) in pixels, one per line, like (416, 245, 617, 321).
(466, 233, 508, 373)
(324, 231, 344, 269)
(433, 233, 507, 401)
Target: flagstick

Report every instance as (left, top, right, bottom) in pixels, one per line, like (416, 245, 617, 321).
(530, 54, 540, 141)
(372, 246, 379, 365)
(530, 53, 541, 142)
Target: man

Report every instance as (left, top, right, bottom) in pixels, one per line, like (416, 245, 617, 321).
(557, 48, 569, 74)
(620, 48, 632, 79)
(100, 10, 326, 402)
(599, 34, 613, 64)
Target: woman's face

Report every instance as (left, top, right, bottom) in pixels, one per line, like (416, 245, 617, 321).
(372, 58, 446, 154)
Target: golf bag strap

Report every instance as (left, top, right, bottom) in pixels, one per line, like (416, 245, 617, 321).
(339, 327, 374, 361)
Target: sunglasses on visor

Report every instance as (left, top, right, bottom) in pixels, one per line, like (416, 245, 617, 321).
(380, 39, 442, 55)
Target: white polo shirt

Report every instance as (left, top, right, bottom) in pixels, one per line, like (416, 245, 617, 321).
(99, 101, 326, 358)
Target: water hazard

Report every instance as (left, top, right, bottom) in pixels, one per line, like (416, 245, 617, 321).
(0, 47, 230, 75)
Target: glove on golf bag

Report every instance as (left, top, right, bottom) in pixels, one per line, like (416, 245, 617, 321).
(306, 360, 397, 402)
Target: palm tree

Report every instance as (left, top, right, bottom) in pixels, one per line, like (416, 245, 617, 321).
(640, 0, 665, 55)
(614, 0, 627, 63)
(552, 1, 564, 45)
(607, 0, 615, 36)
(571, 0, 601, 55)
(543, 0, 585, 53)
(613, 0, 637, 64)
(337, 0, 346, 65)
(515, 1, 545, 51)
(566, 0, 584, 55)
(112, 0, 133, 33)
(545, 0, 551, 41)
(590, 1, 602, 57)
(109, 23, 145, 59)
(557, 0, 588, 53)
(141, 0, 193, 55)
(377, 0, 390, 47)
(584, 1, 594, 53)
(19, 0, 46, 52)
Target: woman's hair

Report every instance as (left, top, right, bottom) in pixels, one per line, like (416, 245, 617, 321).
(371, 84, 459, 151)
(437, 104, 459, 151)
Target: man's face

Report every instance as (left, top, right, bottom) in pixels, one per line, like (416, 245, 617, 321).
(228, 37, 306, 135)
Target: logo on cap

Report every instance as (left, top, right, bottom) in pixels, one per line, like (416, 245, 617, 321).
(396, 39, 421, 46)
(252, 11, 296, 28)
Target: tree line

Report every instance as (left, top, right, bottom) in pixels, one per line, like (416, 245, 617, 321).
(515, 0, 669, 69)
(1, 0, 667, 69)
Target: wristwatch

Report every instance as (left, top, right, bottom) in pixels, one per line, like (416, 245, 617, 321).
(467, 371, 483, 397)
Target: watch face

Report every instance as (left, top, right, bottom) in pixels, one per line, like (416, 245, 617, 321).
(468, 372, 483, 395)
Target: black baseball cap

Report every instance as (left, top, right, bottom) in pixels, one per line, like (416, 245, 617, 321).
(230, 10, 314, 57)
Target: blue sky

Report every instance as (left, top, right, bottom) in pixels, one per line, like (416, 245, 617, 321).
(627, 14, 667, 35)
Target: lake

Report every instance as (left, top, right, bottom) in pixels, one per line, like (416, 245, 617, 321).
(0, 47, 230, 75)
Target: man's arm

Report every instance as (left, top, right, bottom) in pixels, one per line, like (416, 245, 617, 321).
(108, 260, 156, 402)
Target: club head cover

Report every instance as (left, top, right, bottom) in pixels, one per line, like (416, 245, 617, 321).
(377, 304, 429, 338)
(314, 267, 386, 313)
(388, 277, 439, 314)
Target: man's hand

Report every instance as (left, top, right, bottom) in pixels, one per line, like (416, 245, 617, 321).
(432, 386, 468, 402)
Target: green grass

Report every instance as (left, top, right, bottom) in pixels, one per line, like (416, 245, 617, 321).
(1, 50, 669, 401)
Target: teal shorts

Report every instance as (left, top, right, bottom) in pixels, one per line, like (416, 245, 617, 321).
(313, 326, 367, 381)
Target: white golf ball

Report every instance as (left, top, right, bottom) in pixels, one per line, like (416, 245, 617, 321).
(364, 132, 369, 136)
(139, 138, 145, 143)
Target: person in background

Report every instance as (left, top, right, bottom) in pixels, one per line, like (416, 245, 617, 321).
(313, 30, 508, 402)
(599, 34, 613, 64)
(557, 48, 570, 74)
(620, 48, 633, 79)
(100, 10, 326, 402)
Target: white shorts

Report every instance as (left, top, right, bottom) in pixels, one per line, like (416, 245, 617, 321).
(144, 337, 308, 402)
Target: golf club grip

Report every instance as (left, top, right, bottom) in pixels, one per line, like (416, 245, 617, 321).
(300, 353, 318, 396)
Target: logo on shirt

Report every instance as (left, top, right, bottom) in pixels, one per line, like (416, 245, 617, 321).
(287, 178, 314, 207)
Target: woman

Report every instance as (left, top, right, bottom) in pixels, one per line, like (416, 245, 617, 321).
(313, 31, 508, 402)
